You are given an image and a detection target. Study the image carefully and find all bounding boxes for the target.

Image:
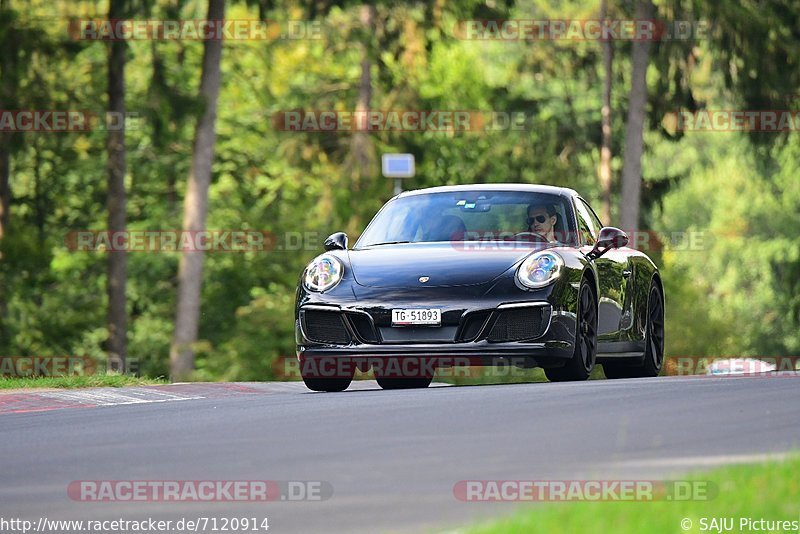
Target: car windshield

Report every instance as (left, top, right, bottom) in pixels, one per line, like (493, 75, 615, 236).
(355, 190, 577, 248)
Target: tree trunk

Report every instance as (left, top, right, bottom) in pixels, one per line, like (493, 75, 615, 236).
(349, 5, 375, 180)
(598, 0, 613, 225)
(170, 0, 226, 380)
(345, 5, 376, 233)
(106, 0, 128, 373)
(149, 40, 178, 212)
(620, 0, 655, 232)
(0, 140, 7, 320)
(0, 0, 13, 242)
(0, 137, 9, 240)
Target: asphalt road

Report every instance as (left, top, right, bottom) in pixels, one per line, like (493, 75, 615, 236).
(1, 375, 799, 533)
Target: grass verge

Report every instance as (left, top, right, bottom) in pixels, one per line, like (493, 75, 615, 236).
(0, 374, 167, 390)
(465, 456, 800, 534)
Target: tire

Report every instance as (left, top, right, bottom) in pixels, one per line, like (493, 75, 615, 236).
(603, 280, 664, 379)
(374, 357, 435, 390)
(300, 357, 354, 392)
(602, 362, 635, 379)
(375, 375, 433, 389)
(545, 278, 597, 382)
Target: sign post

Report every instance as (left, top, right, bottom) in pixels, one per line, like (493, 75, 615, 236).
(381, 153, 415, 195)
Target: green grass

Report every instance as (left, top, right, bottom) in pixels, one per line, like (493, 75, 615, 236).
(465, 456, 800, 534)
(0, 374, 168, 390)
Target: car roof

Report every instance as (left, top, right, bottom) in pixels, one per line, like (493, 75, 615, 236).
(396, 183, 579, 199)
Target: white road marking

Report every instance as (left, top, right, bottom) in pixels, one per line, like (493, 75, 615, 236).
(39, 388, 204, 406)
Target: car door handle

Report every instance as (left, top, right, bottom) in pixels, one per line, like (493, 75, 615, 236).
(622, 269, 632, 278)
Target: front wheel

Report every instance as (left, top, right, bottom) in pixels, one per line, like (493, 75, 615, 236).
(545, 279, 597, 382)
(300, 357, 354, 392)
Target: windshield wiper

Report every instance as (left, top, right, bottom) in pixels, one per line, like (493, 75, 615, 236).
(365, 241, 411, 246)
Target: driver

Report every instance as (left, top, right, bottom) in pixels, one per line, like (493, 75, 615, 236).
(526, 203, 558, 243)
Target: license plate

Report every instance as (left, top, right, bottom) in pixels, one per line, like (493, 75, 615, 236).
(391, 308, 441, 326)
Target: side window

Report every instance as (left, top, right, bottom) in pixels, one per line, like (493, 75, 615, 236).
(578, 199, 603, 238)
(574, 199, 597, 245)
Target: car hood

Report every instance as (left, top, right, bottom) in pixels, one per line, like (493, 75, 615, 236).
(348, 243, 537, 288)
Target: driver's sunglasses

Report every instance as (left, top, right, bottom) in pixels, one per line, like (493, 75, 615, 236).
(527, 215, 549, 225)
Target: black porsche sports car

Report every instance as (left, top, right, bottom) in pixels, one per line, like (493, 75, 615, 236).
(295, 184, 664, 391)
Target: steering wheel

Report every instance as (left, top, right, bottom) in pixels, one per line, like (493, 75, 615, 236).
(512, 231, 549, 243)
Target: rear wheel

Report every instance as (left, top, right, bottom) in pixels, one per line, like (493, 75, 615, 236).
(374, 357, 435, 389)
(545, 279, 597, 382)
(375, 375, 433, 389)
(603, 281, 664, 379)
(602, 362, 635, 379)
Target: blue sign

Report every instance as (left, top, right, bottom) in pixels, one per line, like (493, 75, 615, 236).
(381, 154, 415, 178)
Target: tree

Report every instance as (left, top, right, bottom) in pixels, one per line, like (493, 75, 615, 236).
(619, 0, 654, 231)
(701, 0, 800, 145)
(346, 5, 376, 192)
(106, 0, 129, 373)
(0, 134, 9, 241)
(0, 0, 28, 242)
(170, 0, 226, 380)
(0, 0, 7, 241)
(598, 0, 613, 224)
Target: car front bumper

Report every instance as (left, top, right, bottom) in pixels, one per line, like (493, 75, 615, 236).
(295, 284, 576, 367)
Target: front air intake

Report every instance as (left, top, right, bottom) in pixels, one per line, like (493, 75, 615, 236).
(486, 306, 549, 342)
(302, 309, 351, 344)
(344, 311, 380, 343)
(457, 310, 492, 342)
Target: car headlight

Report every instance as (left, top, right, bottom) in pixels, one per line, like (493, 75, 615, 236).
(303, 254, 344, 292)
(516, 251, 563, 289)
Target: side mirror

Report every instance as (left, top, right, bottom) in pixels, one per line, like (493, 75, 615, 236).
(587, 227, 628, 260)
(324, 232, 348, 251)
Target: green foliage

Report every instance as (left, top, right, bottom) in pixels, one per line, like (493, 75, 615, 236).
(654, 134, 800, 358)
